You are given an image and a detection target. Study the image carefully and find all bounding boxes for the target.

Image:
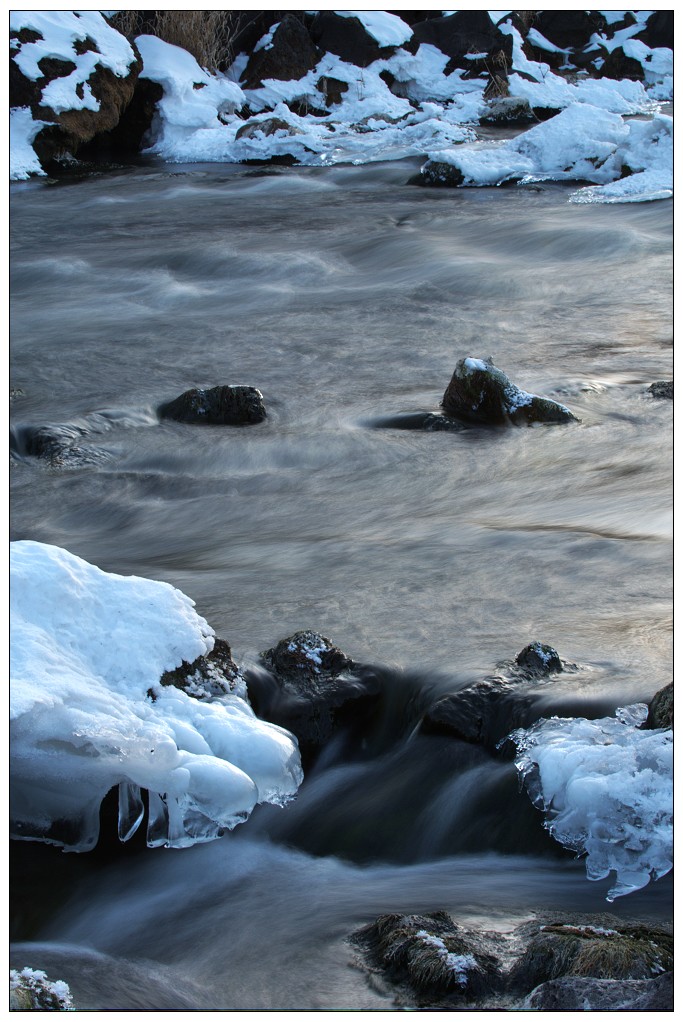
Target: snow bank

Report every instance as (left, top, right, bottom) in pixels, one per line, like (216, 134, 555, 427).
(9, 107, 47, 180)
(509, 705, 673, 901)
(9, 10, 135, 84)
(10, 541, 303, 852)
(426, 103, 672, 203)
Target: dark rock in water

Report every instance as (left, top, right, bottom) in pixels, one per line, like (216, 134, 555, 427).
(649, 380, 673, 400)
(352, 911, 503, 1003)
(480, 96, 535, 126)
(644, 681, 673, 730)
(157, 638, 246, 702)
(248, 631, 380, 767)
(241, 14, 320, 90)
(261, 630, 355, 682)
(78, 77, 164, 161)
(158, 385, 266, 426)
(11, 421, 110, 468)
(369, 411, 465, 432)
(530, 11, 607, 52)
(411, 160, 465, 188)
(441, 357, 577, 426)
(508, 920, 673, 992)
(515, 642, 563, 676)
(310, 11, 397, 68)
(523, 972, 673, 1011)
(236, 117, 301, 140)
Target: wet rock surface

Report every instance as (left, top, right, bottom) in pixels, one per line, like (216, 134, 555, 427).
(442, 357, 577, 426)
(157, 638, 246, 702)
(649, 380, 673, 399)
(158, 385, 267, 426)
(247, 632, 380, 768)
(350, 911, 673, 1011)
(644, 680, 673, 729)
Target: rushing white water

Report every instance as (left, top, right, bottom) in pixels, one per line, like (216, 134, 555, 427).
(10, 158, 672, 1009)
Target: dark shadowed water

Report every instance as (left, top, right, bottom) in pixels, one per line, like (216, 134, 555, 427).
(10, 159, 672, 1010)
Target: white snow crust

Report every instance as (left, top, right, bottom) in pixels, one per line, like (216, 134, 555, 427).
(509, 705, 672, 901)
(9, 11, 673, 204)
(10, 541, 303, 852)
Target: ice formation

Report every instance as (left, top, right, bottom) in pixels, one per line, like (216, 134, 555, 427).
(10, 541, 303, 851)
(10, 968, 74, 1011)
(509, 705, 673, 901)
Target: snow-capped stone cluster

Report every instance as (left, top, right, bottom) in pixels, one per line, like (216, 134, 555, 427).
(509, 704, 673, 900)
(10, 967, 74, 1011)
(10, 541, 303, 851)
(9, 10, 673, 203)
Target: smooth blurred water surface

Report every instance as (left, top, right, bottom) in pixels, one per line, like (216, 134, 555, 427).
(10, 159, 672, 1009)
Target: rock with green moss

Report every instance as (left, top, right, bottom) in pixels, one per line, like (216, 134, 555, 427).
(442, 357, 577, 426)
(352, 911, 503, 1003)
(508, 919, 673, 992)
(644, 681, 673, 729)
(158, 385, 266, 426)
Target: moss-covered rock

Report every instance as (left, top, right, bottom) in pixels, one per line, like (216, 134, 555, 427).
(644, 681, 673, 730)
(508, 920, 673, 992)
(352, 911, 503, 1003)
(441, 357, 577, 426)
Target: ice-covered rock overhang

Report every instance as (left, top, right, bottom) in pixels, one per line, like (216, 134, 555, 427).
(10, 540, 303, 852)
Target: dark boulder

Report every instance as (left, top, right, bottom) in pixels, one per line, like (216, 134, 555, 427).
(410, 160, 465, 188)
(27, 44, 143, 171)
(157, 638, 246, 702)
(515, 642, 563, 676)
(310, 11, 398, 68)
(441, 357, 578, 426)
(595, 46, 645, 81)
(369, 411, 465, 432)
(649, 380, 673, 400)
(508, 920, 673, 992)
(158, 385, 267, 426)
(77, 77, 164, 160)
(412, 12, 513, 76)
(530, 11, 607, 52)
(352, 911, 503, 1003)
(316, 75, 349, 107)
(523, 972, 673, 1011)
(644, 681, 673, 730)
(247, 631, 380, 768)
(636, 10, 673, 51)
(240, 15, 320, 90)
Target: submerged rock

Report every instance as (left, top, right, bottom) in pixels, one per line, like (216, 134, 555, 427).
(523, 972, 673, 1011)
(411, 160, 464, 188)
(441, 357, 577, 426)
(158, 385, 266, 426)
(649, 380, 673, 400)
(157, 637, 247, 702)
(248, 631, 380, 767)
(352, 911, 503, 1003)
(368, 411, 465, 432)
(644, 680, 673, 729)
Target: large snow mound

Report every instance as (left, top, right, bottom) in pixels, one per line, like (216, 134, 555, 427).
(427, 104, 672, 203)
(10, 541, 303, 852)
(509, 705, 672, 901)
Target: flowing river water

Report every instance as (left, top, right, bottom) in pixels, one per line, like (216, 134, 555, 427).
(10, 158, 672, 1010)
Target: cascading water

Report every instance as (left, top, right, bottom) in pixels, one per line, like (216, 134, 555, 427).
(10, 158, 672, 1009)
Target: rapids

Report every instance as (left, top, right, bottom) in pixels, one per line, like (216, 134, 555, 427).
(10, 157, 672, 1010)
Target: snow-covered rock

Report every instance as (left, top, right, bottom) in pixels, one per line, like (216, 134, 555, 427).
(10, 967, 74, 1011)
(10, 541, 303, 852)
(9, 10, 140, 175)
(441, 357, 577, 427)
